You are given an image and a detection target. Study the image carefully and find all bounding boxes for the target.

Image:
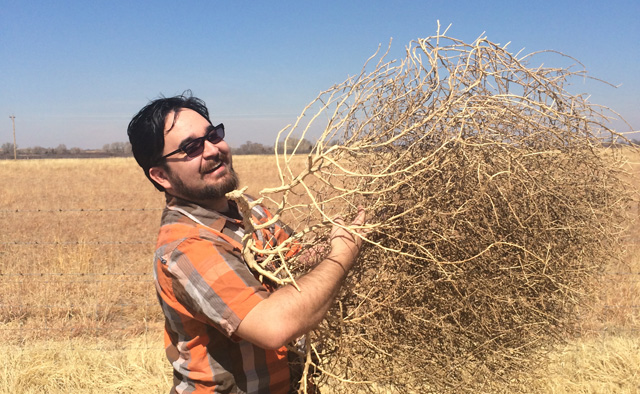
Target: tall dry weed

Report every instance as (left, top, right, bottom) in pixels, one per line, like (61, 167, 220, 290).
(228, 28, 637, 392)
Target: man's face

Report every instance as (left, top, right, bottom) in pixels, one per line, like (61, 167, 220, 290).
(159, 109, 238, 202)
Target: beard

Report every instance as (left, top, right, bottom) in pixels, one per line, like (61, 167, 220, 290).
(166, 163, 239, 202)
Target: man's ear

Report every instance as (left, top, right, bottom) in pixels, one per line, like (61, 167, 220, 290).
(149, 166, 172, 190)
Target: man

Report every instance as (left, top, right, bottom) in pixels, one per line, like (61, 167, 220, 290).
(127, 93, 365, 393)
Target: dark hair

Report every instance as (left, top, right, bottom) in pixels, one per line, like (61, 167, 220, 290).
(127, 91, 212, 191)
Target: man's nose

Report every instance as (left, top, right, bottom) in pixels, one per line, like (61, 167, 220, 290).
(202, 139, 220, 158)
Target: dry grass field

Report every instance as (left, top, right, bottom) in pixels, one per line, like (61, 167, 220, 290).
(0, 155, 638, 393)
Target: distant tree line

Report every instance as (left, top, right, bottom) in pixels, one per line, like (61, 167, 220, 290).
(2, 136, 638, 160)
(102, 142, 132, 155)
(235, 137, 314, 155)
(0, 137, 318, 159)
(0, 141, 134, 159)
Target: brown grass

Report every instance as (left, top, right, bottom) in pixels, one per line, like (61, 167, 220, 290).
(0, 336, 169, 393)
(531, 335, 640, 393)
(0, 155, 638, 392)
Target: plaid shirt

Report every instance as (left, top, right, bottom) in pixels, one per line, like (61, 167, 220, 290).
(153, 195, 295, 393)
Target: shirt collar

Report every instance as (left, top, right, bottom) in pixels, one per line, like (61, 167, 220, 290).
(164, 193, 242, 231)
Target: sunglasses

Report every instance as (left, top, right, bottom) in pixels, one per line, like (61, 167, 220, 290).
(159, 123, 225, 161)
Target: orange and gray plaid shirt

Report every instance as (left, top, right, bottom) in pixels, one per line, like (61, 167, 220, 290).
(153, 195, 295, 393)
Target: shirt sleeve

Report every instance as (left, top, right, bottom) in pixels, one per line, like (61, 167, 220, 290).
(157, 236, 269, 338)
(252, 204, 301, 258)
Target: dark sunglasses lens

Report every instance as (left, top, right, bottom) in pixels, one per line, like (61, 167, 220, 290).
(183, 138, 206, 157)
(182, 127, 224, 157)
(207, 127, 224, 144)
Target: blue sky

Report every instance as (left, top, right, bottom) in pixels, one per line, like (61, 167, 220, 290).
(1, 0, 639, 149)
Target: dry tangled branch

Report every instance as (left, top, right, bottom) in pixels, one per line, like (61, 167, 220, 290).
(227, 25, 634, 392)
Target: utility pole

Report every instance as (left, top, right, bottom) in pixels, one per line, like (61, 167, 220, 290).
(9, 115, 16, 160)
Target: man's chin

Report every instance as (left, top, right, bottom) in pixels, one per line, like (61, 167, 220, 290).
(202, 170, 239, 199)
(169, 169, 239, 202)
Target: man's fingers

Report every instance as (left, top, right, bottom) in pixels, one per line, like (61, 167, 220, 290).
(351, 206, 366, 227)
(332, 207, 367, 241)
(328, 207, 367, 260)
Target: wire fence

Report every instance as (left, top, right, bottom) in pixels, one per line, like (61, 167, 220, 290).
(0, 206, 162, 352)
(1, 207, 638, 352)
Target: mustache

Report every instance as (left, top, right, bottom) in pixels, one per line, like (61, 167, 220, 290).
(201, 153, 231, 174)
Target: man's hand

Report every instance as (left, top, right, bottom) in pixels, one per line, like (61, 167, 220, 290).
(297, 206, 367, 268)
(326, 206, 366, 269)
(236, 207, 367, 349)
